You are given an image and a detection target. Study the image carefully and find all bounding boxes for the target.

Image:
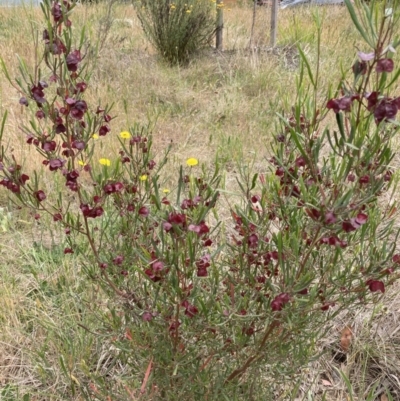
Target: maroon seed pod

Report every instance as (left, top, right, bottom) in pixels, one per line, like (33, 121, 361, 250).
(366, 279, 385, 293)
(34, 190, 46, 202)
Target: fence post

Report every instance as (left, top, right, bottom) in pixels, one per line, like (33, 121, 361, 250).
(270, 0, 278, 47)
(216, 0, 224, 50)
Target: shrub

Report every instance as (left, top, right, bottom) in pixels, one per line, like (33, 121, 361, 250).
(134, 0, 215, 65)
(1, 0, 400, 399)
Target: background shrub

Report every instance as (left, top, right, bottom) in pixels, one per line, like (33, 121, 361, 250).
(134, 0, 215, 65)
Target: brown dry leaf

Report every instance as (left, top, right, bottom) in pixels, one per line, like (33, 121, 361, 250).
(340, 326, 353, 352)
(381, 394, 389, 401)
(178, 342, 186, 353)
(140, 357, 153, 395)
(125, 328, 133, 341)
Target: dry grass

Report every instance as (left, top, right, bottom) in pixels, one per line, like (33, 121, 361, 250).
(1, 1, 400, 400)
(0, 2, 361, 170)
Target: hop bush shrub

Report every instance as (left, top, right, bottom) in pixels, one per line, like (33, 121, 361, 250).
(135, 0, 215, 65)
(1, 0, 400, 399)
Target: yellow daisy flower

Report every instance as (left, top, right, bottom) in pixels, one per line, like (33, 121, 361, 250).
(119, 131, 131, 139)
(139, 175, 148, 181)
(186, 157, 199, 167)
(99, 158, 111, 166)
(92, 134, 99, 140)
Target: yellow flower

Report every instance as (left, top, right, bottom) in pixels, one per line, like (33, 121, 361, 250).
(92, 134, 99, 140)
(99, 158, 111, 166)
(119, 131, 131, 139)
(162, 188, 170, 194)
(186, 9, 191, 13)
(139, 175, 148, 181)
(78, 160, 86, 166)
(186, 157, 199, 167)
(170, 4, 176, 8)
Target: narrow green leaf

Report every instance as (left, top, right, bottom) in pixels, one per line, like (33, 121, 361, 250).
(250, 173, 258, 190)
(235, 177, 247, 195)
(59, 355, 69, 377)
(334, 367, 354, 400)
(336, 112, 346, 141)
(289, 130, 308, 160)
(344, 0, 373, 47)
(79, 26, 86, 49)
(0, 111, 7, 142)
(344, 142, 359, 150)
(0, 57, 12, 83)
(326, 130, 342, 156)
(297, 46, 315, 87)
(386, 67, 400, 88)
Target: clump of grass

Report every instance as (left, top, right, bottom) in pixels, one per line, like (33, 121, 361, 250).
(135, 0, 215, 65)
